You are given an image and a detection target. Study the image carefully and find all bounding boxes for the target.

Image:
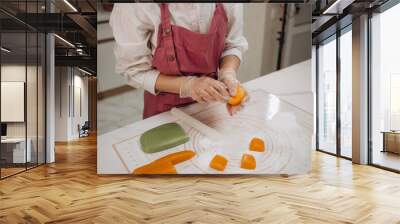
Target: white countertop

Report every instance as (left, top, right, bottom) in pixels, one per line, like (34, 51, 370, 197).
(98, 60, 314, 174)
(1, 138, 30, 143)
(245, 60, 313, 114)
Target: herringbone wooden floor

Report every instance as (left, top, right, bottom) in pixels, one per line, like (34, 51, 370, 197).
(1, 134, 400, 224)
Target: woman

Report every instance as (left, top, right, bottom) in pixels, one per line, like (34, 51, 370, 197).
(110, 3, 248, 118)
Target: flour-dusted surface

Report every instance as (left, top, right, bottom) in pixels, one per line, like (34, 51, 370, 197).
(100, 90, 312, 174)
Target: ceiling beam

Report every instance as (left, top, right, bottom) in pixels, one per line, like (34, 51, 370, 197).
(66, 13, 97, 46)
(55, 55, 96, 72)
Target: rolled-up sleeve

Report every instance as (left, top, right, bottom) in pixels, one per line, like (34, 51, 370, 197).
(221, 4, 248, 62)
(110, 4, 159, 94)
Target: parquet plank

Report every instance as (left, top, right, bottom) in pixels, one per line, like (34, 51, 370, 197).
(0, 134, 400, 224)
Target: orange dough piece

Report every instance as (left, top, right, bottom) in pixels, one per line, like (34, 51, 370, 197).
(155, 150, 196, 165)
(241, 154, 256, 170)
(209, 155, 228, 171)
(249, 137, 265, 152)
(133, 160, 177, 174)
(133, 150, 195, 174)
(227, 86, 246, 106)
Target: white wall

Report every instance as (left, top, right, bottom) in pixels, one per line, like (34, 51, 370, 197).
(1, 63, 46, 164)
(282, 4, 312, 69)
(72, 74, 89, 138)
(1, 65, 26, 141)
(1, 66, 25, 127)
(97, 9, 120, 93)
(55, 67, 69, 141)
(1, 82, 25, 122)
(1, 65, 38, 138)
(98, 41, 120, 92)
(238, 4, 269, 82)
(54, 67, 89, 141)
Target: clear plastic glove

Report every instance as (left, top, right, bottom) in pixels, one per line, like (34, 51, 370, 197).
(218, 69, 249, 115)
(179, 76, 230, 103)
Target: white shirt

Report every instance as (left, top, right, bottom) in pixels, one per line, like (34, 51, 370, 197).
(110, 3, 248, 94)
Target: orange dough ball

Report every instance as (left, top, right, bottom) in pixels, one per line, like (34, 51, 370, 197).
(227, 86, 246, 106)
(209, 154, 228, 171)
(249, 137, 265, 152)
(241, 154, 256, 170)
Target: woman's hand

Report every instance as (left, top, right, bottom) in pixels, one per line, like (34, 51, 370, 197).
(219, 69, 249, 116)
(179, 76, 230, 103)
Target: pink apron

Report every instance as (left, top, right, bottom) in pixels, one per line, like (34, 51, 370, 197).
(143, 3, 228, 118)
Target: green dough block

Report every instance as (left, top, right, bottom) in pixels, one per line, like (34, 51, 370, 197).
(140, 122, 189, 153)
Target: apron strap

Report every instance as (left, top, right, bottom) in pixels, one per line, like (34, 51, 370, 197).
(160, 4, 172, 35)
(160, 4, 171, 27)
(159, 3, 180, 74)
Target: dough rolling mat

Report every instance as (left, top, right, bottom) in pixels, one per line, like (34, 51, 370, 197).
(113, 90, 313, 174)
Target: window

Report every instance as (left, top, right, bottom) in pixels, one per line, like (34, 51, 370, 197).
(317, 36, 337, 154)
(0, 1, 47, 179)
(339, 28, 352, 158)
(370, 2, 400, 171)
(390, 74, 400, 130)
(316, 25, 353, 159)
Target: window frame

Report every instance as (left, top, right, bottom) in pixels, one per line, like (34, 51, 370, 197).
(315, 23, 353, 160)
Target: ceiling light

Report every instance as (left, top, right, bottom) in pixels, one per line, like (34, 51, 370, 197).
(54, 34, 75, 48)
(63, 0, 78, 12)
(76, 48, 85, 55)
(1, 47, 11, 53)
(77, 67, 93, 76)
(323, 0, 341, 14)
(322, 0, 354, 15)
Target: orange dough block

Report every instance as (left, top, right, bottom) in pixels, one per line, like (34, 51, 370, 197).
(228, 86, 246, 106)
(249, 137, 265, 152)
(133, 160, 177, 174)
(209, 155, 228, 171)
(241, 154, 256, 170)
(155, 150, 196, 165)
